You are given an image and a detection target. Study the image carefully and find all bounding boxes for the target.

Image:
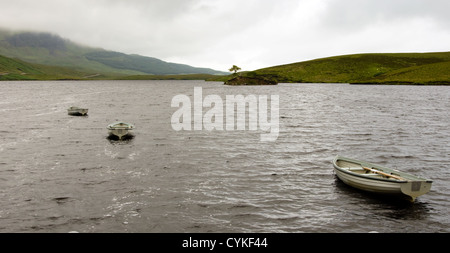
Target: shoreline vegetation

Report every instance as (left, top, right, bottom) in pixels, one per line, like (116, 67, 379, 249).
(224, 75, 278, 86)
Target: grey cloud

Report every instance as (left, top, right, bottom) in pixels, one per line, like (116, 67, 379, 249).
(320, 0, 450, 32)
(0, 0, 448, 71)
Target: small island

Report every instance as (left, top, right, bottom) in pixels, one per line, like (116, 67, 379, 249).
(224, 75, 278, 86)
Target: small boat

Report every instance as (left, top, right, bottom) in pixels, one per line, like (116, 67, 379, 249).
(68, 106, 88, 116)
(333, 155, 432, 202)
(107, 122, 135, 140)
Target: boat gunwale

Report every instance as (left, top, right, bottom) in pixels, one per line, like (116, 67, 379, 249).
(68, 107, 88, 111)
(333, 156, 432, 184)
(107, 122, 135, 130)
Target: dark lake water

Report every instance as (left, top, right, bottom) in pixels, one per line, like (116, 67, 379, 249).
(0, 80, 449, 233)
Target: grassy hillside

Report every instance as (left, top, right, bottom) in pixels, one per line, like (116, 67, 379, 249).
(0, 54, 105, 80)
(0, 54, 228, 81)
(355, 61, 450, 85)
(249, 52, 450, 85)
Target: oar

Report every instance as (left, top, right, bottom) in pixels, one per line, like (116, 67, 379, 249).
(362, 167, 406, 181)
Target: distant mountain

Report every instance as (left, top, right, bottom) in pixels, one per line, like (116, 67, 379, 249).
(246, 52, 450, 85)
(0, 29, 227, 76)
(0, 53, 224, 81)
(84, 51, 225, 75)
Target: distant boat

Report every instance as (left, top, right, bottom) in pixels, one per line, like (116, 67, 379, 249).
(333, 155, 432, 202)
(67, 106, 88, 116)
(107, 122, 135, 140)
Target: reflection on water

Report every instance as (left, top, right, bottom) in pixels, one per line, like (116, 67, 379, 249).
(333, 178, 432, 221)
(107, 135, 135, 142)
(0, 80, 448, 233)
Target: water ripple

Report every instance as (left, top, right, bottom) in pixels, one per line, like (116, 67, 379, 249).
(0, 81, 448, 233)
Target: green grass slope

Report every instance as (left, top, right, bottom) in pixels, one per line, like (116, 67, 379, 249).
(0, 54, 228, 81)
(358, 61, 450, 85)
(0, 54, 105, 80)
(250, 52, 450, 85)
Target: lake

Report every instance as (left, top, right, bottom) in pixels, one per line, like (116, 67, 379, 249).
(0, 80, 449, 233)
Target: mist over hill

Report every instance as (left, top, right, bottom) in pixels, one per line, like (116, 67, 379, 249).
(0, 54, 94, 80)
(5, 32, 67, 52)
(0, 30, 227, 76)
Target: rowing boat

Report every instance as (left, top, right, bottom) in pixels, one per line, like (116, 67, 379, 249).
(107, 122, 135, 140)
(333, 155, 432, 202)
(67, 106, 88, 116)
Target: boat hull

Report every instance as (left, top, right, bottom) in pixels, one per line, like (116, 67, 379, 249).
(333, 156, 432, 202)
(68, 108, 88, 116)
(108, 129, 132, 140)
(107, 122, 135, 140)
(335, 168, 403, 194)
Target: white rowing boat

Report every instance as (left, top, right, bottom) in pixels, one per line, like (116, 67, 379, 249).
(333, 155, 432, 202)
(107, 122, 135, 140)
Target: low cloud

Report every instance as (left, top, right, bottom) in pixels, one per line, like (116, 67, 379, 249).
(0, 0, 448, 71)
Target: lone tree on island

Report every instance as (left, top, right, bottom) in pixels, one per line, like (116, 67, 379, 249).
(229, 65, 241, 74)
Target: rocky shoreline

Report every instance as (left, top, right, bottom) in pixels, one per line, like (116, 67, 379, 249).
(224, 75, 278, 86)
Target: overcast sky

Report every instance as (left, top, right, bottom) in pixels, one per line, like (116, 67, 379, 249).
(1, 0, 449, 71)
